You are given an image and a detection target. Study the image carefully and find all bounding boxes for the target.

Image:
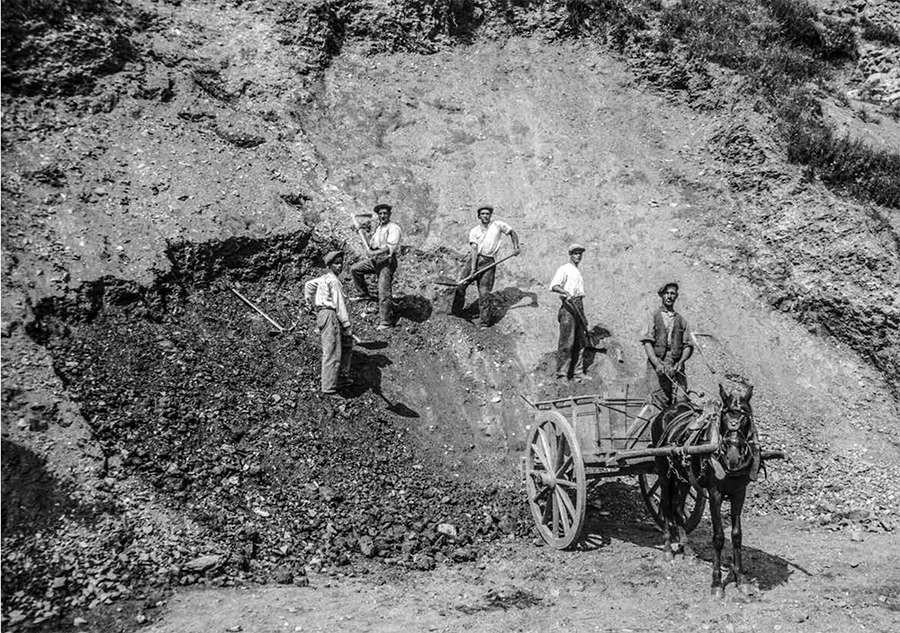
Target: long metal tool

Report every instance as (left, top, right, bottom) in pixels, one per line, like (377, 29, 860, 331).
(433, 253, 518, 287)
(690, 330, 717, 375)
(229, 286, 285, 332)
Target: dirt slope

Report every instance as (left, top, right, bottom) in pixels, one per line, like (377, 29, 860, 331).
(2, 0, 900, 631)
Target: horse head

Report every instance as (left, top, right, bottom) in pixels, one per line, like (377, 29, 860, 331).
(715, 384, 755, 474)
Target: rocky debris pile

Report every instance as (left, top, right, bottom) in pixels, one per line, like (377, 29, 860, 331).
(852, 44, 900, 104)
(2, 268, 527, 629)
(820, 0, 900, 106)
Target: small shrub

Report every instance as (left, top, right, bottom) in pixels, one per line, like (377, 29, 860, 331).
(781, 90, 900, 208)
(763, 0, 857, 61)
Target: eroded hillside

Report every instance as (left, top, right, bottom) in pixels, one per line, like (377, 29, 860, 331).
(2, 0, 900, 630)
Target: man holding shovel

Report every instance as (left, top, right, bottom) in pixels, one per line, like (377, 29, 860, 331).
(350, 203, 402, 330)
(639, 281, 694, 410)
(304, 250, 354, 395)
(550, 244, 591, 382)
(450, 205, 520, 328)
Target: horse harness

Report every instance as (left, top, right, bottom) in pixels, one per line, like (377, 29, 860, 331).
(658, 402, 759, 488)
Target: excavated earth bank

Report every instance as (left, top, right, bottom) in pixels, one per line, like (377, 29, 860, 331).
(3, 0, 900, 631)
(5, 231, 541, 628)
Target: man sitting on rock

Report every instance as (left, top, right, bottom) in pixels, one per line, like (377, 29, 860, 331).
(304, 250, 354, 395)
(350, 203, 402, 330)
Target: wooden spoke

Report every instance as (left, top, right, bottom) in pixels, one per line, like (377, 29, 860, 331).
(537, 426, 554, 472)
(683, 484, 707, 533)
(639, 473, 708, 533)
(555, 487, 577, 525)
(555, 452, 573, 479)
(530, 441, 551, 472)
(639, 473, 664, 529)
(529, 485, 551, 503)
(552, 494, 561, 536)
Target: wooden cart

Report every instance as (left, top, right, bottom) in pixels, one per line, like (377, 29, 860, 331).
(523, 386, 709, 549)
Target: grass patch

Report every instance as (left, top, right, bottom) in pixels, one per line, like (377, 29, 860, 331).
(649, 0, 897, 208)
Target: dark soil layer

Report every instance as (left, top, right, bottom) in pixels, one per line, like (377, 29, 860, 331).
(3, 236, 528, 630)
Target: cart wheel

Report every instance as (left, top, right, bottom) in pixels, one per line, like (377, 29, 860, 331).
(524, 411, 586, 549)
(638, 473, 707, 533)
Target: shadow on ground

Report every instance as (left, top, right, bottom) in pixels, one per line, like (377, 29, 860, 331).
(346, 350, 420, 418)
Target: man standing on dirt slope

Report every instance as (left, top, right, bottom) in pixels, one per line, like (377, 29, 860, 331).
(450, 205, 521, 328)
(304, 250, 354, 395)
(640, 282, 694, 410)
(350, 203, 402, 330)
(550, 244, 591, 381)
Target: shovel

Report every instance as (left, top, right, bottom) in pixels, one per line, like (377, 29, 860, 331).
(230, 286, 286, 333)
(433, 253, 518, 287)
(563, 297, 603, 351)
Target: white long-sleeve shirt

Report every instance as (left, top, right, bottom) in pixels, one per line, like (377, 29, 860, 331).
(304, 272, 351, 329)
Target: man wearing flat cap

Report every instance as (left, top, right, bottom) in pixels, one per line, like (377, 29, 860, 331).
(451, 205, 520, 328)
(351, 203, 402, 330)
(550, 244, 590, 381)
(304, 250, 354, 395)
(639, 281, 694, 409)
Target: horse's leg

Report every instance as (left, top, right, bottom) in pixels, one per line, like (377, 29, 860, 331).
(674, 480, 693, 557)
(656, 459, 678, 561)
(708, 484, 725, 598)
(730, 484, 750, 594)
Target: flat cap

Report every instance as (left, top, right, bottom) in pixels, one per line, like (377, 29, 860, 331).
(323, 250, 344, 266)
(657, 281, 679, 295)
(476, 205, 494, 213)
(568, 243, 586, 253)
(373, 203, 393, 213)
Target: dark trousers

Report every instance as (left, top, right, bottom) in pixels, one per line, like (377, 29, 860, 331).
(556, 298, 586, 378)
(350, 256, 396, 326)
(646, 359, 688, 409)
(450, 254, 495, 326)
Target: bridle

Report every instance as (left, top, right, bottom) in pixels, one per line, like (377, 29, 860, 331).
(713, 405, 755, 475)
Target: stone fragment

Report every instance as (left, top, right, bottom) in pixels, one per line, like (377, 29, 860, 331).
(182, 555, 222, 572)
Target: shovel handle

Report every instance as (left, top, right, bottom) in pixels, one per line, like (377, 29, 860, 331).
(563, 297, 597, 349)
(230, 286, 285, 332)
(454, 252, 518, 286)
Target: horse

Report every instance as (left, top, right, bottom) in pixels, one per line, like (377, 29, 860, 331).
(652, 383, 760, 597)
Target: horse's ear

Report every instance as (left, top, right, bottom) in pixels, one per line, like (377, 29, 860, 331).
(718, 383, 729, 406)
(742, 385, 754, 403)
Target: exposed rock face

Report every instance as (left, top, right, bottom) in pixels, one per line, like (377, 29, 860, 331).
(1, 0, 137, 96)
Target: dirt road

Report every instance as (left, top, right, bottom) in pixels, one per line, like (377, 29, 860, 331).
(144, 514, 899, 633)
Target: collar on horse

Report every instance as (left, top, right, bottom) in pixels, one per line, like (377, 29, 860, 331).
(658, 400, 760, 482)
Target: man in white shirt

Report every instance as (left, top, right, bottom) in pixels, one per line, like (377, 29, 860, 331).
(549, 244, 589, 381)
(350, 203, 402, 329)
(304, 250, 354, 395)
(450, 205, 520, 328)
